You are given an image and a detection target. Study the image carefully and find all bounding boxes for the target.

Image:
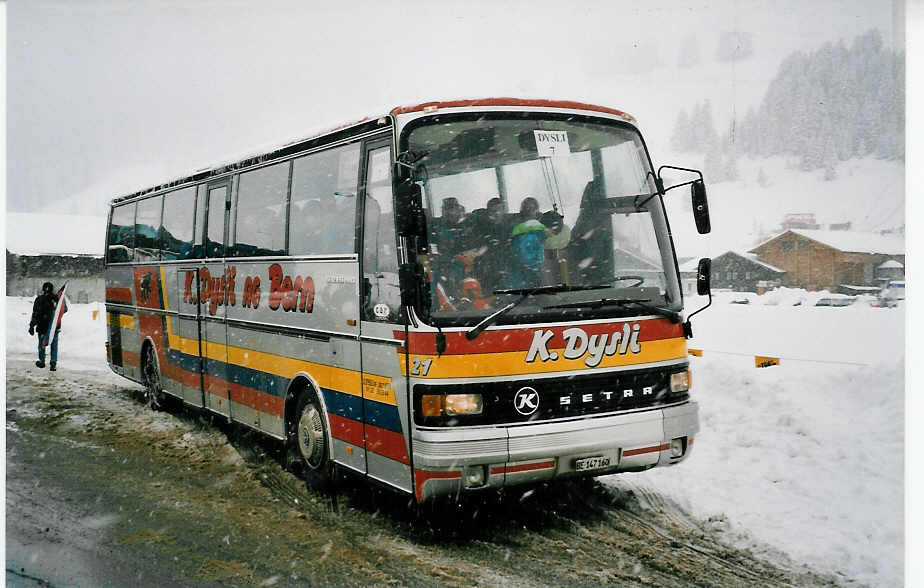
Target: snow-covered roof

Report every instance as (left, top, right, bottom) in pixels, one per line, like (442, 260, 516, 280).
(741, 252, 786, 273)
(678, 258, 701, 273)
(877, 259, 903, 269)
(5, 213, 106, 256)
(750, 229, 905, 255)
(679, 250, 786, 274)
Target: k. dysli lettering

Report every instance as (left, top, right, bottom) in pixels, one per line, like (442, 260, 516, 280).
(526, 324, 642, 367)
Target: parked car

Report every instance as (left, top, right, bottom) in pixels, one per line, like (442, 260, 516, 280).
(815, 296, 855, 307)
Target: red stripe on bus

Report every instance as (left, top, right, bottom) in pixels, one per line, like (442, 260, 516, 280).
(398, 320, 684, 355)
(622, 443, 670, 457)
(490, 460, 556, 476)
(162, 361, 201, 388)
(390, 98, 635, 121)
(328, 414, 364, 447)
(413, 469, 461, 503)
(365, 424, 410, 465)
(227, 380, 284, 418)
(106, 287, 132, 304)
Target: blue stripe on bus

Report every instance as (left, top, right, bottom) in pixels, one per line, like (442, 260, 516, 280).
(364, 399, 402, 433)
(319, 389, 403, 434)
(323, 388, 364, 421)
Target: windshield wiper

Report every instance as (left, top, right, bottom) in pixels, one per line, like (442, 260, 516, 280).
(543, 297, 682, 323)
(465, 283, 611, 340)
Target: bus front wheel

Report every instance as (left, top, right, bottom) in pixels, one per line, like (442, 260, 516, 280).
(294, 391, 334, 491)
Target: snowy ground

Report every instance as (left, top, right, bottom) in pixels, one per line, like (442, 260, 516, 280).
(5, 294, 905, 586)
(605, 289, 905, 587)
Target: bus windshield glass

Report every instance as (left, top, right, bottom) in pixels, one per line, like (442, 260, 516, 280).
(404, 113, 680, 326)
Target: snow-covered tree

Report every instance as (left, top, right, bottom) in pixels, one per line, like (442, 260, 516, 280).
(678, 34, 701, 68)
(670, 109, 692, 152)
(740, 29, 903, 169)
(715, 31, 755, 62)
(756, 167, 770, 187)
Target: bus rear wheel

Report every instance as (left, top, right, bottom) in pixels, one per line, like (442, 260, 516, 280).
(294, 390, 334, 491)
(141, 344, 164, 411)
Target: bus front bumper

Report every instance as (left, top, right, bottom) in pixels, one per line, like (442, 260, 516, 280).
(412, 402, 699, 502)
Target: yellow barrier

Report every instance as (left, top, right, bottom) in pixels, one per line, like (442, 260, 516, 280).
(755, 355, 780, 368)
(688, 349, 703, 357)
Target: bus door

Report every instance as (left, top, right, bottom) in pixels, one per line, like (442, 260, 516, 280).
(176, 263, 204, 408)
(358, 140, 413, 494)
(201, 180, 232, 419)
(175, 186, 208, 408)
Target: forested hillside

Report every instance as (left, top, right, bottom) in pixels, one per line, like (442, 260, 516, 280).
(670, 30, 904, 181)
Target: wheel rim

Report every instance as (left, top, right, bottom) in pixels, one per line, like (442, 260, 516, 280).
(297, 403, 325, 470)
(143, 347, 161, 408)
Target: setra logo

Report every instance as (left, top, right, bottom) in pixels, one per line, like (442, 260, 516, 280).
(525, 324, 642, 368)
(513, 387, 540, 416)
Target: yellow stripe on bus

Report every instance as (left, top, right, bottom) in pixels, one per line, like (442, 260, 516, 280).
(400, 337, 688, 379)
(157, 267, 394, 404)
(107, 312, 136, 330)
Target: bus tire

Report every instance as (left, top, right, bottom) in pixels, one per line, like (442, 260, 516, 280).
(141, 343, 164, 411)
(293, 389, 335, 492)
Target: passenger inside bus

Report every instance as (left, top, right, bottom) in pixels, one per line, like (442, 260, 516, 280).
(427, 193, 581, 309)
(509, 196, 548, 289)
(428, 197, 472, 308)
(467, 197, 511, 294)
(541, 208, 571, 285)
(569, 177, 611, 285)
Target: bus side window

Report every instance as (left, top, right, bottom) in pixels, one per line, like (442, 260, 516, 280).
(289, 143, 360, 256)
(107, 202, 136, 263)
(361, 146, 400, 320)
(205, 185, 227, 258)
(192, 184, 207, 259)
(160, 186, 197, 260)
(232, 161, 290, 257)
(134, 195, 163, 262)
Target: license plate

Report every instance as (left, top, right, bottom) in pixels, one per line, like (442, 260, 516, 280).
(574, 456, 611, 472)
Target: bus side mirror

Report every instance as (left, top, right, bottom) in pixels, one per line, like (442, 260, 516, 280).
(692, 180, 711, 234)
(684, 257, 713, 338)
(394, 180, 425, 237)
(696, 257, 711, 295)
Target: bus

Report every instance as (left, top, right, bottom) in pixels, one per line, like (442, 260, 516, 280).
(104, 98, 713, 503)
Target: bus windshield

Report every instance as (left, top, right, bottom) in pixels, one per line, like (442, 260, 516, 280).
(404, 113, 680, 326)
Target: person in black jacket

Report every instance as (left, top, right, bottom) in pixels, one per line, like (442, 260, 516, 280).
(29, 282, 66, 371)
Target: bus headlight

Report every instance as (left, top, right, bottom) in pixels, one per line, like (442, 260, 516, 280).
(421, 394, 484, 417)
(444, 394, 483, 415)
(670, 370, 691, 393)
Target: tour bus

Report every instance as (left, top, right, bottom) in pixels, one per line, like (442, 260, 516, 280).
(104, 98, 713, 503)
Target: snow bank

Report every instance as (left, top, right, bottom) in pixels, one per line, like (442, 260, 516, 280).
(6, 296, 110, 372)
(605, 292, 905, 587)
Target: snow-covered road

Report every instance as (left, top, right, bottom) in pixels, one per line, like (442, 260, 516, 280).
(4, 293, 905, 586)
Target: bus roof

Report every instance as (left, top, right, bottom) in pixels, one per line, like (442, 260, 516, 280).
(111, 98, 636, 206)
(391, 97, 635, 122)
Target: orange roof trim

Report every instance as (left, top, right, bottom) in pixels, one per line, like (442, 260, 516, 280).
(390, 98, 635, 122)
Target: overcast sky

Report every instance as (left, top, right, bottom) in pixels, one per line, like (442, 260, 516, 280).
(6, 0, 902, 215)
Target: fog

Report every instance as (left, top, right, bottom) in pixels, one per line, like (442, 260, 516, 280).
(6, 0, 901, 216)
